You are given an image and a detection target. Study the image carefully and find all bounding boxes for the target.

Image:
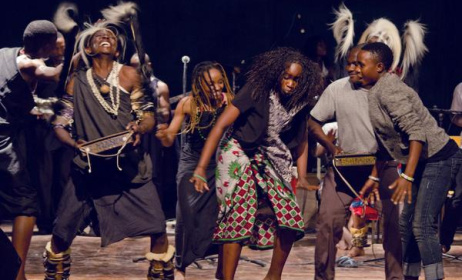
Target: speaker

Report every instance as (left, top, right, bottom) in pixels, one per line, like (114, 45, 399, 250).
(0, 228, 21, 280)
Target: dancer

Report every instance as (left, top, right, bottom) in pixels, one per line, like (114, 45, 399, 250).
(191, 47, 322, 280)
(156, 61, 233, 279)
(358, 42, 462, 280)
(309, 44, 402, 279)
(0, 20, 62, 280)
(44, 21, 173, 280)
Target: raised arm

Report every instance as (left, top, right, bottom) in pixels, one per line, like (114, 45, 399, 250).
(190, 103, 241, 192)
(156, 97, 189, 147)
(18, 56, 63, 83)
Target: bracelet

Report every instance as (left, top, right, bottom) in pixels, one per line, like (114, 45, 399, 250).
(368, 175, 380, 182)
(400, 172, 415, 182)
(193, 173, 207, 183)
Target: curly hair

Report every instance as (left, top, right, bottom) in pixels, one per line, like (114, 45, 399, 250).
(245, 47, 323, 108)
(185, 61, 234, 132)
(361, 42, 394, 71)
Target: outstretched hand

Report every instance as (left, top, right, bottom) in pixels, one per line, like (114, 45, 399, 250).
(389, 177, 412, 204)
(359, 178, 380, 206)
(126, 121, 143, 146)
(190, 167, 210, 193)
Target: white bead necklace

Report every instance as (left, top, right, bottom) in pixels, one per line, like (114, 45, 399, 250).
(86, 61, 122, 116)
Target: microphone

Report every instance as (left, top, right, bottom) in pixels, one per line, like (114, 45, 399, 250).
(181, 56, 190, 64)
(181, 55, 190, 96)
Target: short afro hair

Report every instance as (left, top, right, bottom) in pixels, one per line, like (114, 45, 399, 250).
(361, 42, 394, 71)
(23, 20, 57, 53)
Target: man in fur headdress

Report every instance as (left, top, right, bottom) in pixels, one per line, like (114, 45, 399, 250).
(43, 4, 174, 280)
(310, 4, 428, 280)
(331, 3, 427, 89)
(0, 19, 62, 280)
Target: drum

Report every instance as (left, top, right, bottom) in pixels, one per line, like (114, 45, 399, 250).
(79, 131, 133, 154)
(333, 153, 376, 167)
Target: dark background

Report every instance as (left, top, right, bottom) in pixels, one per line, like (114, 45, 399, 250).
(1, 0, 461, 132)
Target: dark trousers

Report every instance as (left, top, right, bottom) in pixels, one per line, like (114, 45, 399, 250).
(314, 162, 402, 280)
(440, 160, 462, 249)
(400, 149, 462, 279)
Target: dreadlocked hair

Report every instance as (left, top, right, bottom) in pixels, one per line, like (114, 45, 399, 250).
(245, 47, 322, 108)
(185, 61, 234, 133)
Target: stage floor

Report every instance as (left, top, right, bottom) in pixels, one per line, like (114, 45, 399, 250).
(2, 226, 462, 280)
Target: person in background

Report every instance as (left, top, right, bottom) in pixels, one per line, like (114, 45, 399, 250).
(439, 82, 462, 254)
(156, 61, 233, 280)
(0, 20, 62, 280)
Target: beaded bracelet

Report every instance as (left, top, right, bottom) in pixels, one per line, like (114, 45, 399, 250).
(400, 172, 415, 182)
(193, 173, 207, 183)
(368, 175, 380, 182)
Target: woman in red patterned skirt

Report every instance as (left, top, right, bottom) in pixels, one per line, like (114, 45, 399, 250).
(191, 47, 322, 280)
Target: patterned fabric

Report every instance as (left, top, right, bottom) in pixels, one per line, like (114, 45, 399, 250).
(214, 134, 304, 249)
(261, 91, 308, 189)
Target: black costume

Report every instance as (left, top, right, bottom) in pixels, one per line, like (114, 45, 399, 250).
(175, 107, 224, 270)
(52, 67, 165, 247)
(0, 47, 38, 219)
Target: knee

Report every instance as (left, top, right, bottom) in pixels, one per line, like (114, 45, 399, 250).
(411, 216, 434, 240)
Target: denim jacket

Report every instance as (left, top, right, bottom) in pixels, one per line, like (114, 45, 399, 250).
(368, 73, 449, 163)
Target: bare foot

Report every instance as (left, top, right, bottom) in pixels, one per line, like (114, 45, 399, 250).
(441, 245, 450, 253)
(348, 246, 365, 258)
(175, 269, 185, 280)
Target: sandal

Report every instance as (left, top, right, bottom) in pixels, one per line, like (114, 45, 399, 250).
(335, 256, 360, 268)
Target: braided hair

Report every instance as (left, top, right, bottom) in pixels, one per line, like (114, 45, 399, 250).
(186, 61, 234, 132)
(246, 47, 322, 108)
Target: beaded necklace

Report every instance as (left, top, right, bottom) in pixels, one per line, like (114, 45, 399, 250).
(195, 110, 218, 141)
(86, 61, 121, 116)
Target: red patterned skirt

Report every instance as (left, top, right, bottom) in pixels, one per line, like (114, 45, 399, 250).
(214, 135, 304, 249)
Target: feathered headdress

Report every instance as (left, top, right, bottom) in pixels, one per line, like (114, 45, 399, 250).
(76, 21, 127, 68)
(358, 18, 402, 72)
(401, 20, 428, 79)
(101, 2, 138, 24)
(102, 2, 151, 82)
(53, 2, 79, 33)
(329, 3, 354, 62)
(53, 2, 139, 68)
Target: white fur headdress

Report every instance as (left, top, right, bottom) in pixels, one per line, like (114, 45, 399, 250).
(329, 3, 355, 62)
(53, 2, 79, 33)
(358, 18, 402, 72)
(330, 4, 428, 80)
(55, 2, 139, 68)
(401, 20, 428, 79)
(101, 2, 138, 24)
